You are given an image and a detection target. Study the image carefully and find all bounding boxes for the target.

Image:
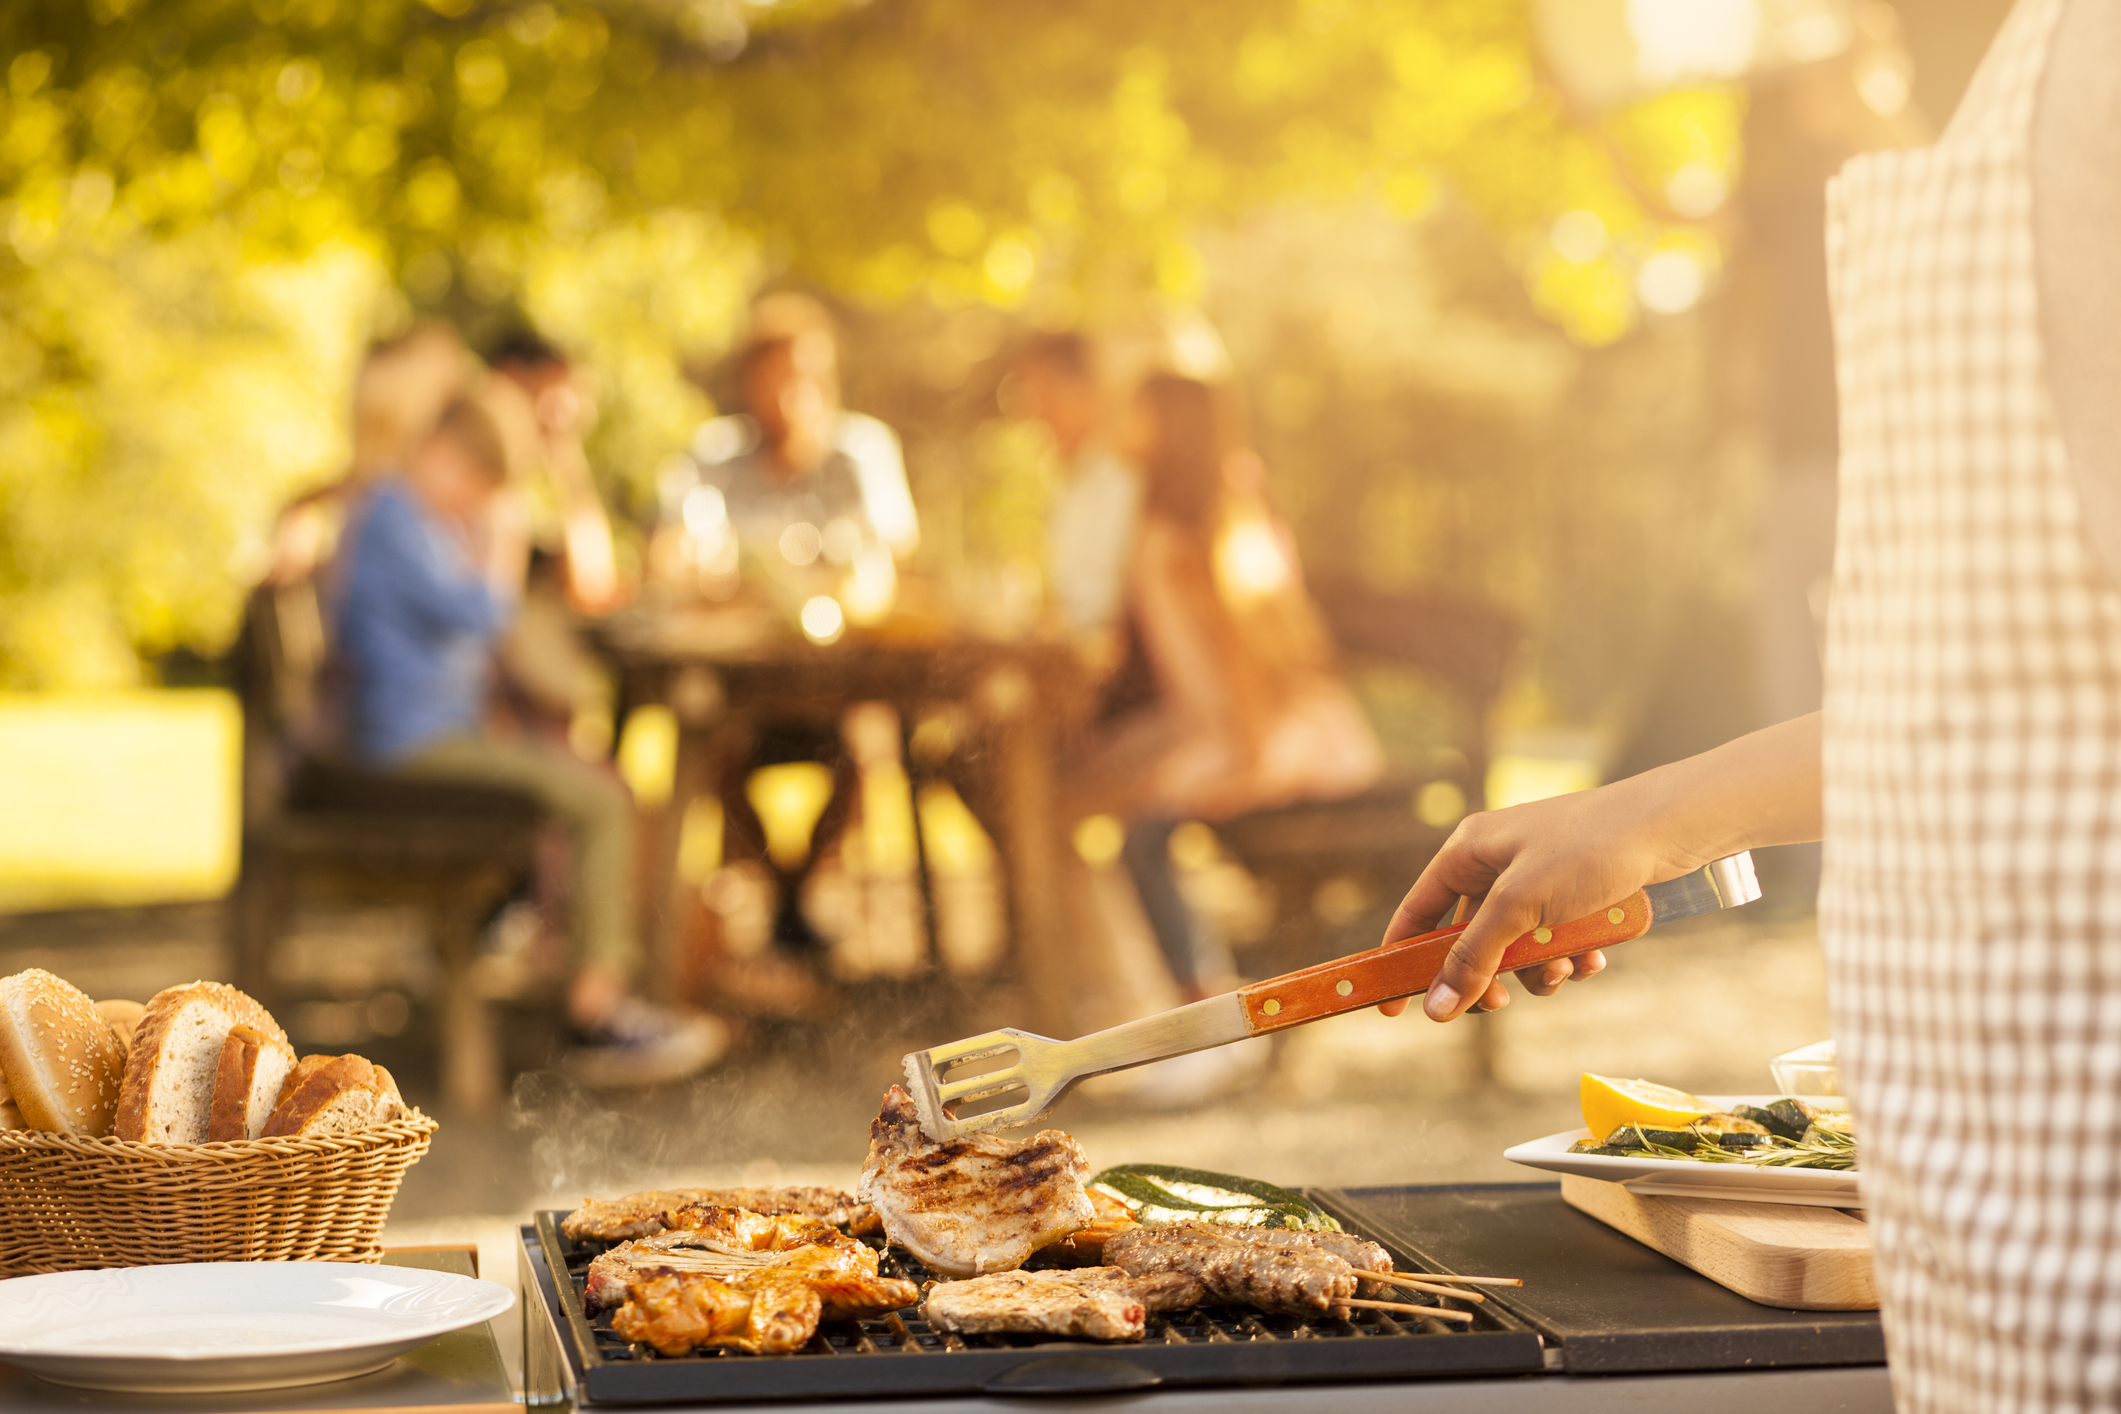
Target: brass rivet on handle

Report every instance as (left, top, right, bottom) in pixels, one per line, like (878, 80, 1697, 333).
(1335, 979, 1354, 997)
(1262, 998, 1283, 1016)
(1534, 927, 1553, 944)
(1607, 907, 1626, 925)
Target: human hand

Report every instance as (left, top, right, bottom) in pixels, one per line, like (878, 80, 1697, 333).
(1379, 714, 1825, 1023)
(1377, 782, 1702, 1022)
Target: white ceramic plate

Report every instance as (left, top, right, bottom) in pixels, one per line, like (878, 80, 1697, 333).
(0, 1261, 515, 1393)
(1505, 1095, 1863, 1209)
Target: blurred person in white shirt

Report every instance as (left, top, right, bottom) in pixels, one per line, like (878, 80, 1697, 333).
(1012, 332, 1142, 643)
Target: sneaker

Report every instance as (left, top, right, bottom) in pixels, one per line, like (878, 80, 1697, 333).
(564, 999, 731, 1089)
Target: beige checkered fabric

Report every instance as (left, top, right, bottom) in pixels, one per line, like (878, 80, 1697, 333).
(1820, 1, 2121, 1409)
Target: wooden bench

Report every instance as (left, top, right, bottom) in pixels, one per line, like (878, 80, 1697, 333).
(225, 582, 543, 1112)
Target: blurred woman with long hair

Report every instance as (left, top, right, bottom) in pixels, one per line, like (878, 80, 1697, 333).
(1071, 373, 1381, 1000)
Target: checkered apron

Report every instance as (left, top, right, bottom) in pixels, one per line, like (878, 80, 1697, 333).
(1820, 0, 2121, 1408)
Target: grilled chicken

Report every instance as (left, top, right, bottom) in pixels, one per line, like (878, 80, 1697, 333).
(1104, 1222, 1363, 1316)
(614, 1271, 823, 1356)
(585, 1207, 875, 1311)
(613, 1256, 918, 1356)
(921, 1267, 1206, 1342)
(605, 1211, 920, 1356)
(857, 1086, 1096, 1278)
(1036, 1189, 1140, 1267)
(562, 1185, 868, 1242)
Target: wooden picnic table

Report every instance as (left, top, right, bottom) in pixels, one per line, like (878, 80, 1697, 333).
(591, 605, 1094, 1017)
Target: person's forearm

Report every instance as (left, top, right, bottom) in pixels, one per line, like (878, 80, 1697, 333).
(1611, 710, 1823, 870)
(549, 442, 619, 610)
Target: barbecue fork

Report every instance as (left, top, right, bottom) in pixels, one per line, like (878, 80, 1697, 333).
(903, 852, 1761, 1142)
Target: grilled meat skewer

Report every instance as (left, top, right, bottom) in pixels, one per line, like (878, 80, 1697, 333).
(1103, 1222, 1390, 1317)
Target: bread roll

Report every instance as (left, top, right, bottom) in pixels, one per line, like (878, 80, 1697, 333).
(0, 969, 127, 1136)
(207, 1023, 296, 1142)
(262, 1053, 392, 1138)
(115, 982, 290, 1145)
(0, 1067, 21, 1128)
(95, 999, 146, 1053)
(371, 1064, 408, 1122)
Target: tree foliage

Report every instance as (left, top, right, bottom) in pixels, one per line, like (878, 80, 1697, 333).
(0, 0, 1738, 687)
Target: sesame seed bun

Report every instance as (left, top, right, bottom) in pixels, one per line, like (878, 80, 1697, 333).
(0, 969, 128, 1137)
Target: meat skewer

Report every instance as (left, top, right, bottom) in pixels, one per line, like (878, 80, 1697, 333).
(1104, 1221, 1469, 1323)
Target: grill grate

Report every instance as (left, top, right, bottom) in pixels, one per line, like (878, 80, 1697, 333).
(530, 1205, 1548, 1405)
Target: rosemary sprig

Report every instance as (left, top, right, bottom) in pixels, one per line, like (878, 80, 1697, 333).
(1610, 1121, 1857, 1171)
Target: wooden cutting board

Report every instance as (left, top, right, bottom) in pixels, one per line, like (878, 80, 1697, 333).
(1561, 1173, 1877, 1311)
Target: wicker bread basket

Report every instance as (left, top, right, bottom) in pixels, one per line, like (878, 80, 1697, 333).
(0, 1111, 436, 1276)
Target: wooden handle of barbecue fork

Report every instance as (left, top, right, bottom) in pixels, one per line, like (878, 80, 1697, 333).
(1234, 890, 1654, 1034)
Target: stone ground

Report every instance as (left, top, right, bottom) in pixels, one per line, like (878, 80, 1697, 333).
(0, 896, 1832, 1389)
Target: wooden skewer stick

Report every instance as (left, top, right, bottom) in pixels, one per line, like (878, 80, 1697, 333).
(1395, 1272, 1523, 1288)
(1374, 1276, 1484, 1303)
(1343, 1298, 1474, 1325)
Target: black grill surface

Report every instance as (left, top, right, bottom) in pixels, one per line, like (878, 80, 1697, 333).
(528, 1206, 1546, 1405)
(1324, 1184, 1886, 1375)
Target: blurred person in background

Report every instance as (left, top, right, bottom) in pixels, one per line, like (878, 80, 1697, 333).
(656, 295, 920, 979)
(1070, 373, 1382, 1002)
(482, 328, 624, 752)
(1385, 4, 2121, 1408)
(664, 292, 917, 580)
(334, 395, 726, 1087)
(269, 322, 472, 587)
(1012, 332, 1141, 647)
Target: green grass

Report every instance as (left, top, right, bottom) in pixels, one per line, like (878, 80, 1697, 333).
(0, 692, 239, 912)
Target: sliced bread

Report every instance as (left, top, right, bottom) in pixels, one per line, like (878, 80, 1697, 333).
(207, 1023, 297, 1142)
(0, 968, 128, 1136)
(262, 1053, 391, 1138)
(115, 982, 290, 1144)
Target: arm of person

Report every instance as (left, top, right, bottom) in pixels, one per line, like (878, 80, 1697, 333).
(363, 491, 510, 639)
(1380, 711, 1823, 1021)
(544, 433, 622, 613)
(479, 488, 532, 611)
(1131, 524, 1238, 737)
(837, 413, 920, 559)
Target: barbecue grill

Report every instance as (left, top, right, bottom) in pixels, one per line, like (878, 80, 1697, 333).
(519, 1184, 1893, 1410)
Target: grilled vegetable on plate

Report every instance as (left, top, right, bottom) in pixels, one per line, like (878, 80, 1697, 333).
(1504, 1073, 1862, 1207)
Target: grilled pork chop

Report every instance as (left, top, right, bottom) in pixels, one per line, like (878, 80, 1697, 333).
(1103, 1222, 1365, 1316)
(921, 1267, 1206, 1342)
(857, 1085, 1095, 1278)
(562, 1185, 866, 1242)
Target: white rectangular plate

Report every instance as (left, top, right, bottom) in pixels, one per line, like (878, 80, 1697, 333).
(1504, 1095, 1862, 1209)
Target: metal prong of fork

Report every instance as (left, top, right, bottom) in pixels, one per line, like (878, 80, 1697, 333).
(936, 1073, 1030, 1106)
(921, 1041, 1018, 1071)
(919, 1029, 1042, 1070)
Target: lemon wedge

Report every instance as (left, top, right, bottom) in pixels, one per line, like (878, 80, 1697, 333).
(1580, 1073, 1715, 1144)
